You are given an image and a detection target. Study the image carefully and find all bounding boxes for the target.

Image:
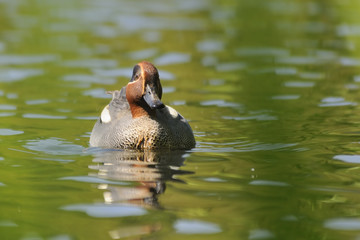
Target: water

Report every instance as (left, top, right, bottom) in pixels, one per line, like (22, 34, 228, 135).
(2, 0, 360, 239)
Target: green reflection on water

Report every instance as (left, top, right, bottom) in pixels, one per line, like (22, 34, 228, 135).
(2, 0, 360, 239)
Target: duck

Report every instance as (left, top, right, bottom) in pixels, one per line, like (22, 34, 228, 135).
(89, 61, 196, 150)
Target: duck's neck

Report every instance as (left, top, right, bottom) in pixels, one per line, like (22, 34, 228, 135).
(130, 104, 156, 118)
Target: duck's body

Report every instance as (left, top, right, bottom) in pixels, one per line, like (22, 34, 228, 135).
(89, 62, 195, 150)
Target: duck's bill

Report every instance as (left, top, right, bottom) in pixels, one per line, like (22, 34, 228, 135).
(143, 85, 165, 109)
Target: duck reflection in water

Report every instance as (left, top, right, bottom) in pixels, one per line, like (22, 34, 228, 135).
(89, 149, 193, 208)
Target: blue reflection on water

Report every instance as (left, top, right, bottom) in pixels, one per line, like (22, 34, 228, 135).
(61, 203, 147, 218)
(24, 138, 84, 155)
(174, 219, 222, 234)
(324, 218, 360, 230)
(333, 155, 360, 164)
(0, 128, 24, 136)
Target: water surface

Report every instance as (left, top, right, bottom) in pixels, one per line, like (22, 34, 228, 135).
(2, 0, 360, 239)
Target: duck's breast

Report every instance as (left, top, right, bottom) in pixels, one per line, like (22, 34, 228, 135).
(90, 104, 195, 149)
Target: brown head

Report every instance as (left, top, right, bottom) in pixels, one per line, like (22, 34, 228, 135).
(126, 61, 165, 118)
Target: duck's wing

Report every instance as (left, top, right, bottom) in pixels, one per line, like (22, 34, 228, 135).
(108, 87, 129, 111)
(100, 87, 130, 123)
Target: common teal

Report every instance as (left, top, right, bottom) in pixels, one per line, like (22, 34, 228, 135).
(89, 61, 196, 150)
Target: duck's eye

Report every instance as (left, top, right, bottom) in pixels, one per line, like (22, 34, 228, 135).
(131, 65, 141, 82)
(131, 73, 141, 82)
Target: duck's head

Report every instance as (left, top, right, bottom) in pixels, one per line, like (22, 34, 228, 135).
(126, 61, 165, 118)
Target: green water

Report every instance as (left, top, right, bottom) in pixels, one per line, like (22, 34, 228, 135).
(2, 0, 360, 239)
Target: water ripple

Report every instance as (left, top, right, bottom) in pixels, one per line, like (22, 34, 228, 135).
(24, 138, 84, 155)
(92, 68, 132, 78)
(6, 93, 18, 99)
(61, 203, 147, 218)
(174, 219, 222, 234)
(249, 180, 290, 187)
(196, 142, 297, 152)
(250, 67, 297, 75)
(333, 155, 360, 164)
(142, 31, 161, 43)
(236, 47, 289, 57)
(318, 97, 356, 107)
(271, 95, 300, 100)
(93, 68, 175, 80)
(128, 48, 158, 60)
(158, 71, 176, 80)
(0, 129, 24, 136)
(25, 99, 49, 105)
(171, 100, 186, 106)
(197, 40, 224, 53)
(324, 218, 360, 230)
(0, 69, 44, 82)
(299, 72, 324, 79)
(223, 114, 277, 121)
(163, 86, 176, 93)
(337, 24, 360, 37)
(344, 83, 358, 90)
(0, 113, 15, 117)
(0, 104, 16, 110)
(154, 52, 191, 66)
(201, 55, 218, 66)
(339, 57, 360, 66)
(284, 81, 315, 88)
(207, 79, 225, 86)
(249, 229, 275, 240)
(0, 220, 17, 227)
(115, 15, 205, 31)
(201, 100, 241, 108)
(244, 142, 297, 151)
(23, 114, 67, 119)
(74, 116, 98, 120)
(275, 67, 297, 75)
(216, 62, 246, 72)
(82, 88, 110, 99)
(203, 177, 227, 183)
(62, 58, 117, 68)
(93, 25, 118, 38)
(0, 42, 5, 52)
(277, 56, 328, 65)
(0, 54, 58, 65)
(353, 75, 360, 82)
(63, 74, 116, 85)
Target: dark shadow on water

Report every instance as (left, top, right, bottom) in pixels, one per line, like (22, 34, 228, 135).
(88, 148, 194, 209)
